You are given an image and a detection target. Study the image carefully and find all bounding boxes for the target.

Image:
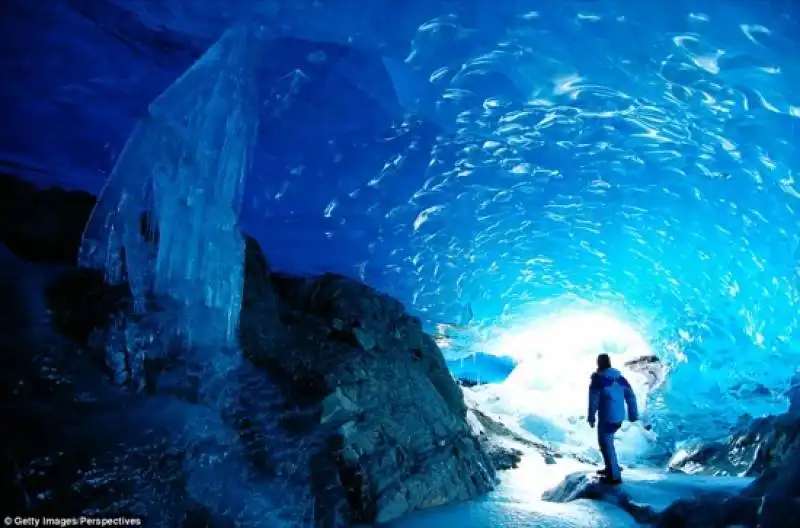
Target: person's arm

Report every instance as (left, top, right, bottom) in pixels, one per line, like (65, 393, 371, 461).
(620, 376, 639, 422)
(588, 373, 601, 426)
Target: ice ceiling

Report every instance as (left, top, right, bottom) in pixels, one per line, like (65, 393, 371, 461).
(3, 0, 800, 438)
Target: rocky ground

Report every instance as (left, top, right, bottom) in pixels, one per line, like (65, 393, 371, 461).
(668, 411, 800, 479)
(657, 407, 800, 527)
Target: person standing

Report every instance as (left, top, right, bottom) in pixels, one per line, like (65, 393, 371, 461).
(587, 353, 639, 485)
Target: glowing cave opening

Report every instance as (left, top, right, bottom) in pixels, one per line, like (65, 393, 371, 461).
(472, 309, 666, 464)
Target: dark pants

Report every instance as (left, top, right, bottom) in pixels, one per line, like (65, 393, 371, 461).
(598, 422, 622, 480)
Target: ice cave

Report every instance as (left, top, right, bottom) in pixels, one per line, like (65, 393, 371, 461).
(2, 0, 800, 527)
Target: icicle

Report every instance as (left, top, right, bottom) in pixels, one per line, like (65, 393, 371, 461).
(77, 26, 260, 349)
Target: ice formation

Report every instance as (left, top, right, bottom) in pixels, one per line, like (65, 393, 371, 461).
(79, 26, 259, 348)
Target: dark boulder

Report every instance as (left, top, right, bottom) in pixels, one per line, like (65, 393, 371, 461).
(249, 270, 497, 524)
(655, 495, 760, 528)
(742, 421, 800, 499)
(268, 271, 467, 419)
(483, 443, 523, 471)
(44, 267, 132, 346)
(239, 235, 284, 354)
(655, 491, 800, 528)
(0, 174, 95, 264)
(660, 410, 800, 527)
(542, 472, 659, 525)
(669, 412, 800, 478)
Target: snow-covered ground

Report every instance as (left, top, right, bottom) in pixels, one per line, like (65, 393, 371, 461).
(392, 449, 753, 528)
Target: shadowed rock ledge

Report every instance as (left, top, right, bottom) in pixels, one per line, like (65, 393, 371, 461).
(655, 412, 800, 528)
(0, 173, 496, 526)
(543, 472, 660, 524)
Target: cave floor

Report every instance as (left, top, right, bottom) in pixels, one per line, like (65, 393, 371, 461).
(391, 450, 753, 528)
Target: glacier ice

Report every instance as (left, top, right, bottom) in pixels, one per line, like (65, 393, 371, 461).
(79, 26, 259, 349)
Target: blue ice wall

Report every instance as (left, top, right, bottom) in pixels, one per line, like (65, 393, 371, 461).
(3, 0, 800, 440)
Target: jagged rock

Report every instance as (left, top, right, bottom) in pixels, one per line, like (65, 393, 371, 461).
(484, 443, 523, 470)
(461, 403, 526, 470)
(742, 423, 800, 499)
(461, 390, 594, 470)
(0, 174, 96, 263)
(352, 326, 377, 351)
(670, 412, 800, 478)
(655, 495, 760, 528)
(624, 354, 667, 392)
(668, 438, 742, 476)
(44, 267, 132, 346)
(238, 234, 285, 360)
(736, 413, 800, 478)
(253, 271, 497, 525)
(269, 271, 467, 419)
(542, 472, 659, 524)
(659, 411, 800, 527)
(321, 387, 361, 425)
(655, 492, 800, 528)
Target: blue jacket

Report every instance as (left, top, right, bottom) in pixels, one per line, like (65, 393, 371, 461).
(588, 367, 639, 425)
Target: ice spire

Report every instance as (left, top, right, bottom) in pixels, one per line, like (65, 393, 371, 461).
(79, 26, 260, 347)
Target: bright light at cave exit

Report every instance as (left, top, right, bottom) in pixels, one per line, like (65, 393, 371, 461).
(483, 309, 658, 457)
